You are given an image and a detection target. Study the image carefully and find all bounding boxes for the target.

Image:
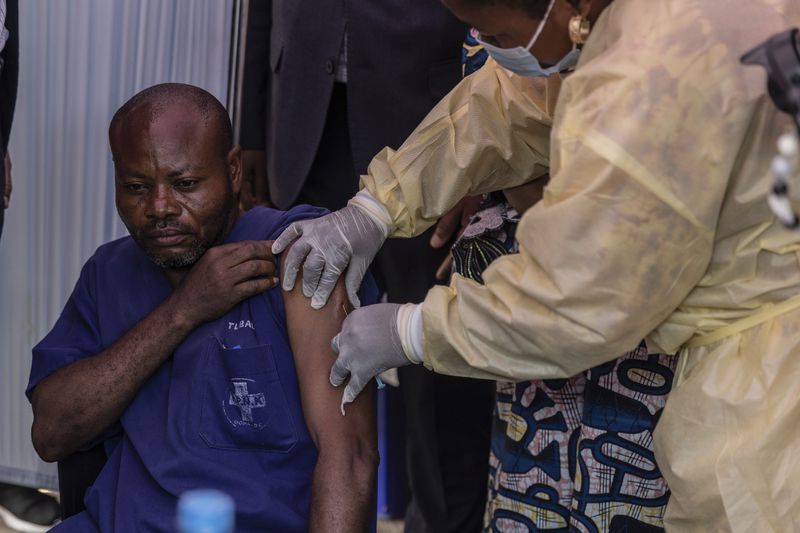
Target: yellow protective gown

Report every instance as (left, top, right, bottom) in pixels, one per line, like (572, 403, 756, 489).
(361, 0, 800, 530)
(362, 57, 555, 236)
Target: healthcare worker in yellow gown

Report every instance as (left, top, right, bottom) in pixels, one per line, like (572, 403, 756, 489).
(273, 0, 800, 529)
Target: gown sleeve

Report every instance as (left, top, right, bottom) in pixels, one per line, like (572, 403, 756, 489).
(360, 58, 552, 238)
(417, 5, 758, 379)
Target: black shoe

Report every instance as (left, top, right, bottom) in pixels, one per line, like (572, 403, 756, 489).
(0, 483, 60, 532)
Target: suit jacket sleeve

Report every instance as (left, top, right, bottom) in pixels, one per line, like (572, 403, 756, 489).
(238, 0, 270, 150)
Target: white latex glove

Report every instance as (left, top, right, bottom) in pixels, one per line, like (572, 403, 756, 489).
(330, 303, 423, 414)
(272, 191, 391, 309)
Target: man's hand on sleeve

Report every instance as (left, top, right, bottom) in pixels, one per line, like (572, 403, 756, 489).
(3, 153, 11, 209)
(272, 198, 390, 309)
(29, 240, 278, 462)
(330, 303, 421, 414)
(171, 240, 278, 327)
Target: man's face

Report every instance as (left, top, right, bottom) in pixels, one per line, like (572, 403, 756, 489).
(112, 105, 241, 271)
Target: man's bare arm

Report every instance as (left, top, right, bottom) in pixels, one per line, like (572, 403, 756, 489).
(283, 257, 377, 533)
(31, 295, 195, 462)
(31, 241, 277, 462)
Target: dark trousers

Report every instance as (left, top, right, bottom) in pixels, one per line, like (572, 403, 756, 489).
(294, 83, 495, 532)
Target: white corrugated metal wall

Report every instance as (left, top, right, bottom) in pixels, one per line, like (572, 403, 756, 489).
(0, 0, 233, 490)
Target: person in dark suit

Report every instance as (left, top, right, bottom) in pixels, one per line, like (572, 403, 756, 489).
(0, 0, 17, 239)
(238, 3, 495, 531)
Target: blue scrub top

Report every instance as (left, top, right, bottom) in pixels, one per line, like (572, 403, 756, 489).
(28, 206, 372, 533)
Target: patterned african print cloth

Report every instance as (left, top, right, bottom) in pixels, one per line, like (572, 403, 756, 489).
(451, 197, 675, 532)
(462, 27, 489, 77)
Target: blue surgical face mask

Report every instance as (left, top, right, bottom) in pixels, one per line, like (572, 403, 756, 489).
(476, 0, 580, 77)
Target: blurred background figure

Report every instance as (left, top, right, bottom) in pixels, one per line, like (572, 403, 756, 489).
(0, 0, 16, 234)
(237, 3, 494, 531)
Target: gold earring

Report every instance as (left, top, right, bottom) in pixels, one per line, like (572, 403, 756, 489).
(568, 15, 591, 44)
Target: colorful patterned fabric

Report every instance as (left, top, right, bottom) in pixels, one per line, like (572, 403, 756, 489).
(487, 347, 676, 533)
(451, 200, 519, 284)
(462, 28, 489, 77)
(451, 198, 675, 532)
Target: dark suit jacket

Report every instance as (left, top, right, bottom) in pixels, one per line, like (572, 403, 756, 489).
(239, 0, 467, 209)
(0, 0, 18, 239)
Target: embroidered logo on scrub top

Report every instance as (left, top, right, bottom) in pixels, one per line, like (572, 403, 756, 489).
(228, 320, 255, 331)
(225, 378, 267, 429)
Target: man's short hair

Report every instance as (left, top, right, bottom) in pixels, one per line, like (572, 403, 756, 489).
(109, 83, 233, 158)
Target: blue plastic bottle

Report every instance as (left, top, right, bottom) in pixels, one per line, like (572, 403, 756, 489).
(177, 489, 235, 533)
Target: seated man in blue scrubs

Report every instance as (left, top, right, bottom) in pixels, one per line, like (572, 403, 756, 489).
(25, 83, 377, 532)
